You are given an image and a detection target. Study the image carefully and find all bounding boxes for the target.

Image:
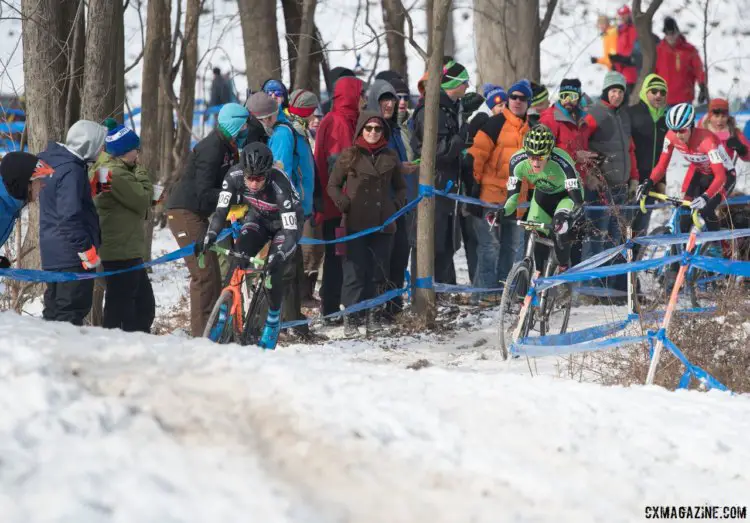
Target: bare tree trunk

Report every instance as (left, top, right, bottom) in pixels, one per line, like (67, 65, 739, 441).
(141, 0, 171, 261)
(174, 0, 201, 163)
(381, 0, 408, 82)
(239, 0, 282, 91)
(282, 0, 322, 92)
(292, 0, 318, 90)
(81, 0, 122, 120)
(64, 0, 86, 131)
(415, 0, 452, 325)
(21, 0, 79, 278)
(426, 0, 454, 57)
(114, 0, 125, 122)
(632, 0, 665, 99)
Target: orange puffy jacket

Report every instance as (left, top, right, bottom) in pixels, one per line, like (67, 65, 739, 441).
(467, 107, 530, 209)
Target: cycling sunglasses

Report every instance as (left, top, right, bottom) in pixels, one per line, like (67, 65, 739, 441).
(649, 88, 667, 96)
(528, 153, 550, 162)
(363, 124, 383, 133)
(559, 92, 580, 102)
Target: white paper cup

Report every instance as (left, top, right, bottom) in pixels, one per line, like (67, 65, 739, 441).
(97, 167, 109, 184)
(152, 184, 165, 202)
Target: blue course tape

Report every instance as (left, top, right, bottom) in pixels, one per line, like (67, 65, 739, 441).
(414, 276, 434, 289)
(434, 282, 503, 294)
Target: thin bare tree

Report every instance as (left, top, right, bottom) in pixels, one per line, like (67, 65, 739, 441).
(292, 0, 318, 90)
(426, 0, 455, 57)
(632, 0, 665, 97)
(413, 0, 452, 325)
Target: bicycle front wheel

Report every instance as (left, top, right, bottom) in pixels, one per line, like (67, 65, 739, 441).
(241, 280, 270, 346)
(635, 226, 679, 314)
(203, 289, 236, 344)
(498, 261, 532, 359)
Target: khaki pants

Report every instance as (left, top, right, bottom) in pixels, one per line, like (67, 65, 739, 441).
(167, 209, 221, 337)
(302, 219, 324, 275)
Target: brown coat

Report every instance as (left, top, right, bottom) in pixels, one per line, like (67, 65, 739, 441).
(327, 112, 407, 233)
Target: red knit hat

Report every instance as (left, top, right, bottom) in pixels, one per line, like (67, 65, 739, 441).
(708, 98, 729, 112)
(288, 89, 319, 118)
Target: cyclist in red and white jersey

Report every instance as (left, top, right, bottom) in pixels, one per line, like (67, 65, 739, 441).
(635, 103, 735, 231)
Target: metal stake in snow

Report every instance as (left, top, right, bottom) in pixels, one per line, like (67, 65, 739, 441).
(626, 226, 634, 316)
(645, 226, 699, 386)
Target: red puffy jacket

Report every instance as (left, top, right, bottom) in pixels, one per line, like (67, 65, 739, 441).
(655, 36, 705, 105)
(615, 22, 638, 84)
(539, 104, 594, 180)
(314, 77, 363, 220)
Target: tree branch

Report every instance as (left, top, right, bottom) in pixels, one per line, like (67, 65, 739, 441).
(645, 0, 665, 18)
(364, 0, 381, 86)
(401, 1, 428, 60)
(124, 0, 146, 74)
(539, 0, 558, 40)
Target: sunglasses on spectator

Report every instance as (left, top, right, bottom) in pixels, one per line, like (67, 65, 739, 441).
(559, 92, 580, 102)
(649, 89, 667, 96)
(268, 91, 284, 98)
(711, 109, 728, 115)
(363, 125, 383, 133)
(397, 94, 410, 101)
(508, 94, 528, 102)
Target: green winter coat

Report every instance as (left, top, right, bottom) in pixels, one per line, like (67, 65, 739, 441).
(94, 157, 153, 261)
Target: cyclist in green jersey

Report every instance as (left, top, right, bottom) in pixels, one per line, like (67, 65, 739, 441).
(491, 124, 584, 269)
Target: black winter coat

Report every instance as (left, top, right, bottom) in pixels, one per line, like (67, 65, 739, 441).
(628, 101, 668, 183)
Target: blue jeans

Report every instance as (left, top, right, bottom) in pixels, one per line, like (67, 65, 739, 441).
(473, 214, 522, 292)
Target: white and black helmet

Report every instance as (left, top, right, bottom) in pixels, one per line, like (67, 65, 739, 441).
(665, 103, 695, 131)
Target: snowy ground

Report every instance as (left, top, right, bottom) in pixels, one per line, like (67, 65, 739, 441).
(2, 310, 750, 523)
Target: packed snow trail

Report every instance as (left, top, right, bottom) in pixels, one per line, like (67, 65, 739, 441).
(1, 312, 749, 523)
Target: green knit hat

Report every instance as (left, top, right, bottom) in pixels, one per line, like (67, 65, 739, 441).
(530, 82, 549, 108)
(102, 117, 119, 131)
(441, 60, 469, 90)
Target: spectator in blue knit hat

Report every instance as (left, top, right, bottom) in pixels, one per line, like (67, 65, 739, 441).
(483, 84, 507, 116)
(94, 125, 155, 333)
(166, 102, 251, 336)
(262, 79, 289, 110)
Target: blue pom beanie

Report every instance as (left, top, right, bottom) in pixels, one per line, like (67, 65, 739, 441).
(105, 125, 140, 157)
(484, 85, 507, 110)
(218, 103, 250, 139)
(508, 79, 533, 99)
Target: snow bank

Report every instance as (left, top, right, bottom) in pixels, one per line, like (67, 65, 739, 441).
(1, 311, 748, 522)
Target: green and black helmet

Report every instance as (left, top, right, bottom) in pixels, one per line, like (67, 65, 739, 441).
(523, 124, 555, 157)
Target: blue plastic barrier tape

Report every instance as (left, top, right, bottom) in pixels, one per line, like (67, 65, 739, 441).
(418, 184, 434, 197)
(661, 336, 729, 392)
(689, 254, 750, 278)
(279, 287, 407, 329)
(574, 286, 628, 297)
(414, 276, 434, 289)
(634, 227, 750, 247)
(514, 316, 633, 347)
(511, 334, 650, 358)
(534, 254, 683, 291)
(298, 197, 421, 245)
(433, 282, 504, 294)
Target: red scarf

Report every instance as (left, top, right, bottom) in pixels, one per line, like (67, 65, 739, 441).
(355, 135, 387, 154)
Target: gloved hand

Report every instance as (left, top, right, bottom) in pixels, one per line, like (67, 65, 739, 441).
(0, 256, 10, 269)
(590, 56, 599, 64)
(726, 136, 748, 157)
(570, 205, 584, 225)
(698, 83, 708, 104)
(627, 179, 639, 201)
(194, 230, 217, 257)
(689, 193, 709, 210)
(609, 53, 633, 66)
(553, 210, 573, 235)
(78, 246, 102, 270)
(634, 178, 654, 203)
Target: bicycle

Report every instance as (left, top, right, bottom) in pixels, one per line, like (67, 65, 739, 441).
(634, 191, 731, 312)
(498, 220, 573, 359)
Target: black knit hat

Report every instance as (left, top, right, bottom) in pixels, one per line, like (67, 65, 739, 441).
(663, 16, 679, 33)
(559, 78, 582, 96)
(0, 152, 45, 201)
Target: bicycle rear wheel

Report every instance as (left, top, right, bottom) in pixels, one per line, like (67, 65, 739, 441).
(241, 278, 270, 346)
(498, 261, 532, 359)
(687, 239, 737, 309)
(540, 284, 572, 336)
(203, 289, 236, 344)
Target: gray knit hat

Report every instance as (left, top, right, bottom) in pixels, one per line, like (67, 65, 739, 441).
(245, 92, 278, 119)
(288, 89, 319, 118)
(602, 71, 627, 92)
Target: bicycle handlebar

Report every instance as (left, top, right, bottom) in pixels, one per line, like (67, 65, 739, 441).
(640, 191, 702, 228)
(197, 245, 265, 271)
(516, 219, 553, 232)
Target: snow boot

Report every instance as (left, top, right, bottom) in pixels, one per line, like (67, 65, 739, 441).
(343, 314, 360, 338)
(365, 309, 383, 336)
(258, 309, 281, 350)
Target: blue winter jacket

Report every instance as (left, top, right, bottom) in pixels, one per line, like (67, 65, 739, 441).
(0, 179, 24, 250)
(269, 109, 315, 217)
(37, 142, 101, 270)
